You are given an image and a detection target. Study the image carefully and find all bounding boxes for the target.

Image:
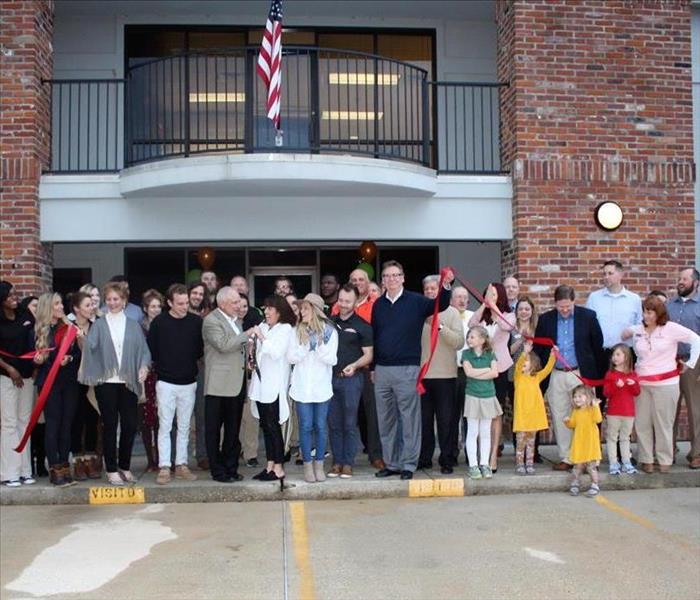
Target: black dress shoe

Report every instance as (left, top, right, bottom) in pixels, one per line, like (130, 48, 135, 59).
(227, 473, 244, 482)
(252, 469, 269, 481)
(440, 465, 454, 474)
(212, 474, 233, 483)
(400, 470, 414, 480)
(375, 468, 401, 478)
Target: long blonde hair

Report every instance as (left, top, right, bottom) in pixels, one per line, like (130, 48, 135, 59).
(34, 292, 70, 350)
(296, 302, 328, 345)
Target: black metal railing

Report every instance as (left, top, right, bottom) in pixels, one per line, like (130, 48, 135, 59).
(125, 47, 429, 166)
(432, 82, 505, 174)
(44, 48, 507, 175)
(47, 79, 124, 173)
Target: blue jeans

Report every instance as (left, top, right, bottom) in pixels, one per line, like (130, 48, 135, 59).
(296, 400, 330, 463)
(328, 373, 363, 466)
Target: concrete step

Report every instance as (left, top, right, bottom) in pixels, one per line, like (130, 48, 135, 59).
(3, 458, 698, 506)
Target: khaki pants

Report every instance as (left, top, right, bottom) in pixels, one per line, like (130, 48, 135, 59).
(545, 370, 581, 463)
(679, 364, 700, 460)
(0, 375, 34, 481)
(605, 415, 635, 465)
(635, 383, 679, 466)
(239, 399, 260, 461)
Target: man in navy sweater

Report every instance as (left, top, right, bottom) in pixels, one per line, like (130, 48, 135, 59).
(371, 261, 454, 479)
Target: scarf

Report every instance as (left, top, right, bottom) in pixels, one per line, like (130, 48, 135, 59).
(78, 315, 151, 397)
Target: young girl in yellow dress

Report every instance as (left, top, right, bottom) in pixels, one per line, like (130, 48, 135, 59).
(564, 385, 603, 497)
(512, 341, 557, 475)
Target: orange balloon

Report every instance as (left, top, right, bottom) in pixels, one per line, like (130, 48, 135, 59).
(197, 247, 216, 271)
(358, 241, 377, 263)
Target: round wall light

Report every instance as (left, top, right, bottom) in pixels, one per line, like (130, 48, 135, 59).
(594, 201, 623, 231)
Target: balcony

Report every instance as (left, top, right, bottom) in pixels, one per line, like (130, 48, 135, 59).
(46, 47, 506, 178)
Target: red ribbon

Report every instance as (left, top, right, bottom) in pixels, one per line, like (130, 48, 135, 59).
(0, 348, 51, 360)
(416, 268, 449, 394)
(637, 369, 682, 382)
(14, 324, 77, 453)
(445, 267, 684, 387)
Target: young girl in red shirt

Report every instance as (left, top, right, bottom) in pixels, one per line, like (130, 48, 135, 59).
(603, 344, 640, 475)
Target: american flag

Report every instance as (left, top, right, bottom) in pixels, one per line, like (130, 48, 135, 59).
(256, 0, 283, 131)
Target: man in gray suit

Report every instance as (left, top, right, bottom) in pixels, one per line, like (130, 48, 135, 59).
(202, 286, 256, 482)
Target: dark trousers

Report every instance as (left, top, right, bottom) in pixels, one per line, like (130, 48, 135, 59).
(31, 423, 47, 475)
(71, 383, 99, 454)
(419, 378, 457, 467)
(329, 373, 364, 466)
(205, 391, 245, 478)
(360, 370, 383, 462)
(454, 371, 467, 462)
(95, 383, 138, 473)
(43, 381, 80, 466)
(257, 399, 285, 464)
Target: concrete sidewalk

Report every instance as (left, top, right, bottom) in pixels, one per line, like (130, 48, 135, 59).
(2, 443, 698, 506)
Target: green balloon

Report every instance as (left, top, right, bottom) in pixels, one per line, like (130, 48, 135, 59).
(357, 262, 375, 280)
(186, 269, 202, 284)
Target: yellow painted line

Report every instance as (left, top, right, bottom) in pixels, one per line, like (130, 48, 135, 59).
(88, 486, 145, 505)
(595, 494, 656, 530)
(409, 478, 465, 498)
(595, 494, 698, 551)
(289, 501, 317, 600)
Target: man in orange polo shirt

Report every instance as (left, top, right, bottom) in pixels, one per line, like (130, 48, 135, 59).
(331, 268, 375, 323)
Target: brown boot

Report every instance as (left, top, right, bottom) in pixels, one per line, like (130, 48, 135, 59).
(86, 456, 103, 479)
(62, 463, 77, 487)
(73, 458, 88, 481)
(49, 465, 68, 487)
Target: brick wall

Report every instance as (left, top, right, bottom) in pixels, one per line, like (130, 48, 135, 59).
(0, 0, 54, 295)
(496, 0, 695, 443)
(497, 0, 695, 304)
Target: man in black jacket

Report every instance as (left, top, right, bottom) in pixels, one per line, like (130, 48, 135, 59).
(534, 284, 604, 470)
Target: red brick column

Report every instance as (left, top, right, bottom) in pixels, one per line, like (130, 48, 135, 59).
(0, 0, 54, 295)
(497, 0, 695, 303)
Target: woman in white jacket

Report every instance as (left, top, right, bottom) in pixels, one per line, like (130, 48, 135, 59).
(249, 296, 296, 485)
(288, 293, 338, 483)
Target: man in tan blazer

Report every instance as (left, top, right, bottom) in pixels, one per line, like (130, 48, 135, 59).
(202, 286, 256, 483)
(418, 275, 464, 474)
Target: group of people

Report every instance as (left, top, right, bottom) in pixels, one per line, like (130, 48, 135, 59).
(0, 261, 698, 497)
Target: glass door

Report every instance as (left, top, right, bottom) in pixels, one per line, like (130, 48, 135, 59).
(249, 266, 317, 306)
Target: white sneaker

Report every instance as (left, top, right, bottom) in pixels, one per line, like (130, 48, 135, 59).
(21, 477, 36, 485)
(106, 472, 125, 486)
(3, 480, 21, 488)
(118, 469, 138, 484)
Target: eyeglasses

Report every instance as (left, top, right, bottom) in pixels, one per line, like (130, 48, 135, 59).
(382, 273, 403, 279)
